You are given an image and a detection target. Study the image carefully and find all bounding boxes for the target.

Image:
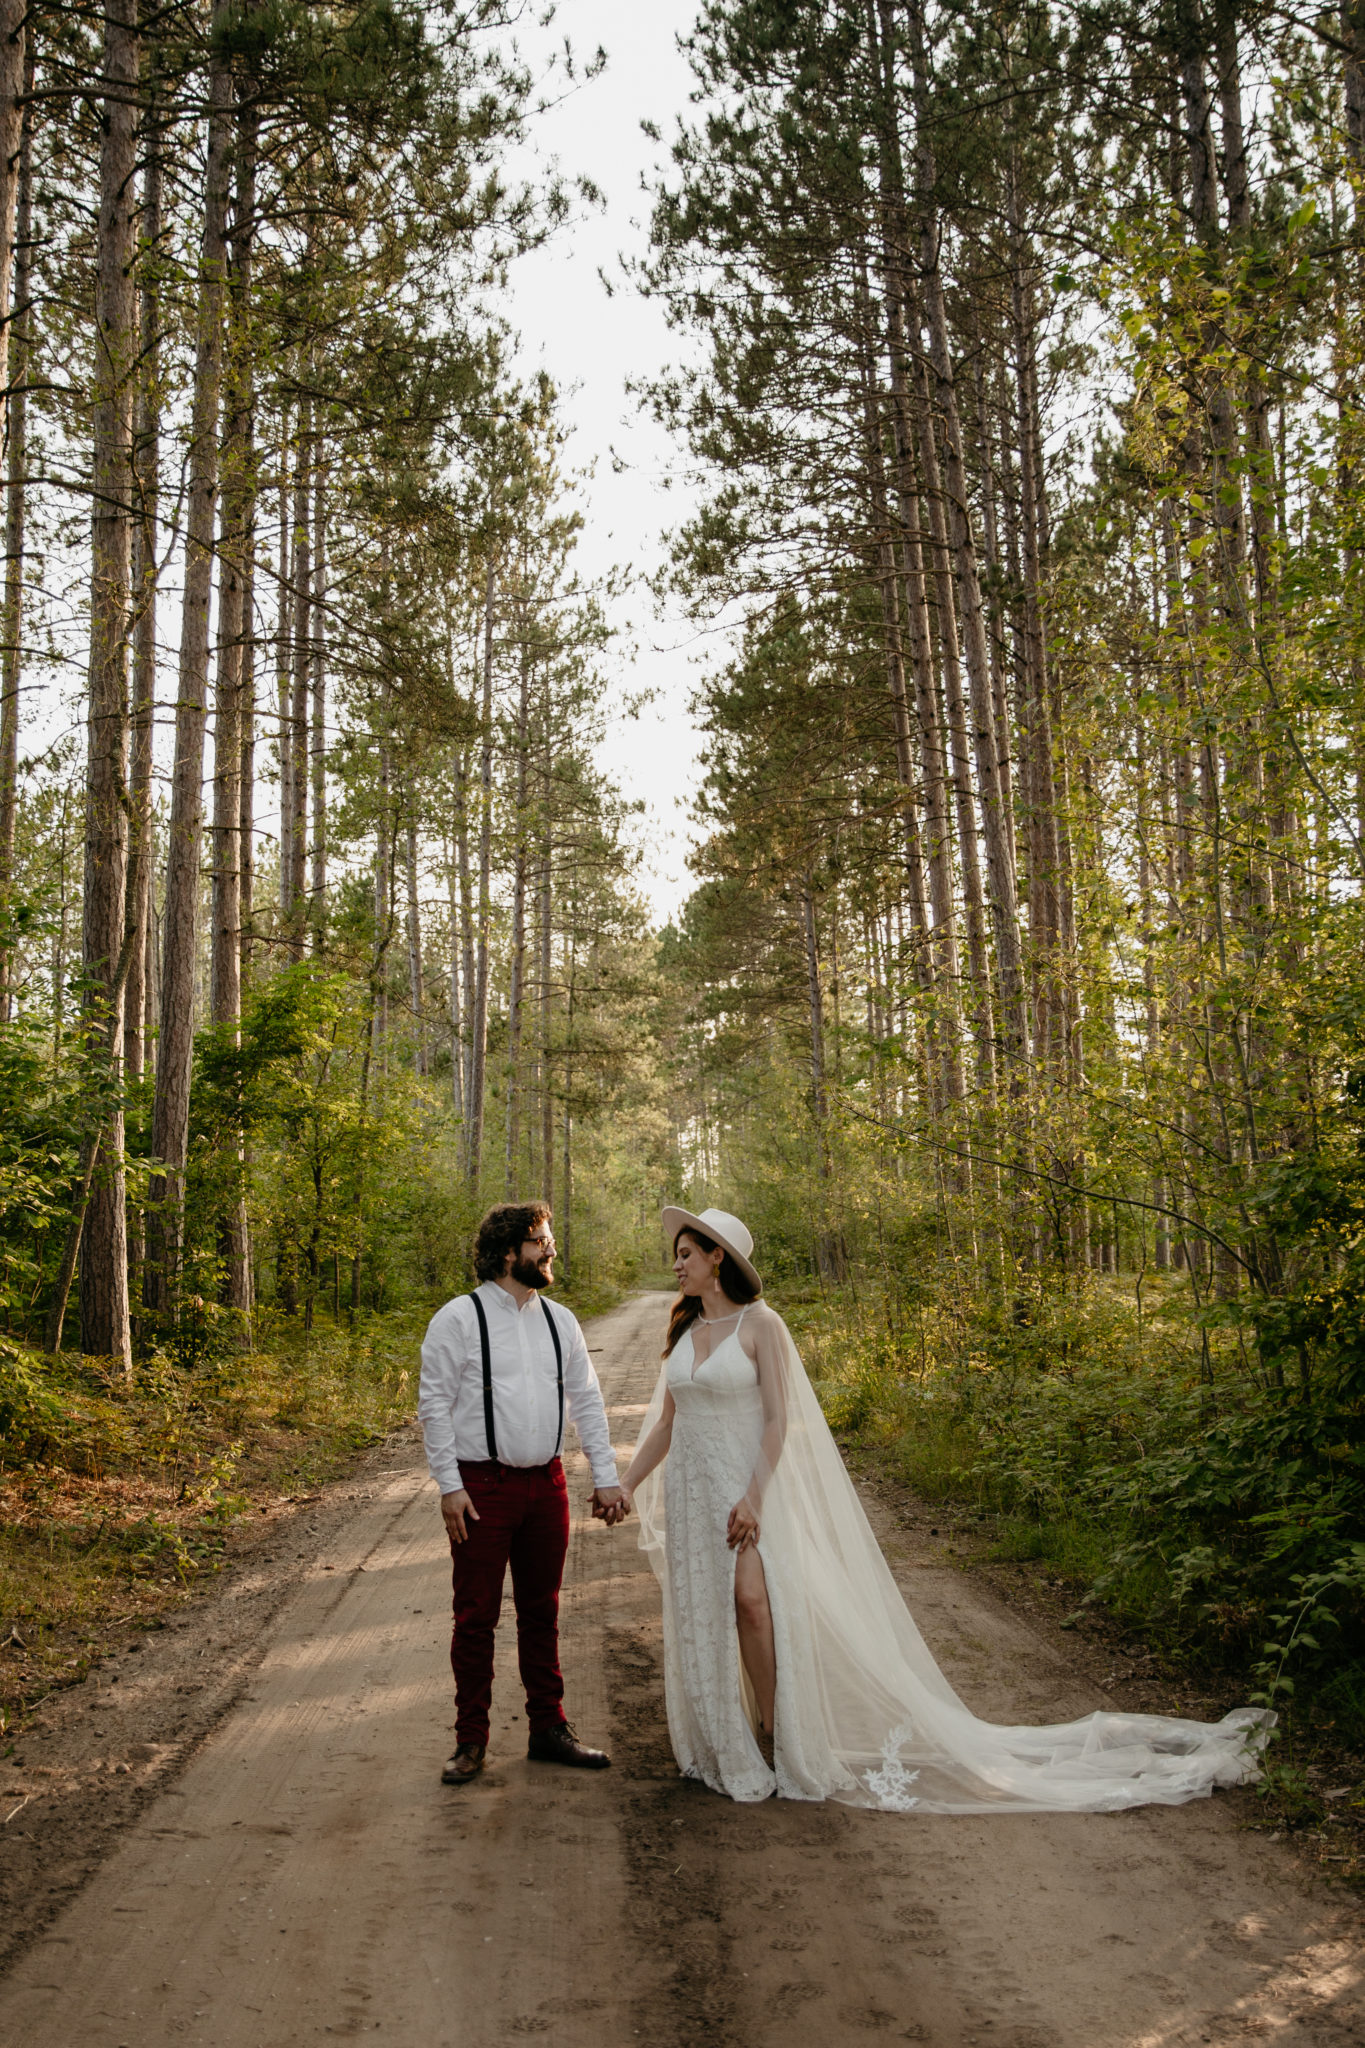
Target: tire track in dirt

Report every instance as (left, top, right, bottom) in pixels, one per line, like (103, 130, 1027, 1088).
(0, 1448, 426, 1979)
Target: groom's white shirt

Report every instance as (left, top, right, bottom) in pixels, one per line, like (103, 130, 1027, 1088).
(418, 1280, 619, 1496)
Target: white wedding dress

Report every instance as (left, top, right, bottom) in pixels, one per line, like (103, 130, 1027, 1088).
(633, 1309, 1273, 1812)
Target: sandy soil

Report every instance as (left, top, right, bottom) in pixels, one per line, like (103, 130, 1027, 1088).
(0, 1289, 1360, 2047)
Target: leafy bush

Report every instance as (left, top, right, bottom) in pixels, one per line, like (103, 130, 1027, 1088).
(807, 1274, 1365, 1709)
(0, 1340, 66, 1452)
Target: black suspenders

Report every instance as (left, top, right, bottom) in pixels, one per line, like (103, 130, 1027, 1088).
(467, 1292, 564, 1464)
(547, 1302, 564, 1455)
(469, 1292, 497, 1460)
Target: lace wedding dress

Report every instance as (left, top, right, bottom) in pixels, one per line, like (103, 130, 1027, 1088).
(632, 1309, 1273, 1812)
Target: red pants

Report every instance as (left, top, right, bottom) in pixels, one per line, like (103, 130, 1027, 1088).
(448, 1459, 570, 1747)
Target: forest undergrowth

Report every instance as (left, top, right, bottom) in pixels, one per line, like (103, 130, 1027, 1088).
(0, 1312, 419, 1739)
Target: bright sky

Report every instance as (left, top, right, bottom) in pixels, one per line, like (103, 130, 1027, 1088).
(503, 0, 719, 927)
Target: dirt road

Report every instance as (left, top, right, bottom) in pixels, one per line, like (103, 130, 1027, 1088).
(1, 1290, 1360, 2047)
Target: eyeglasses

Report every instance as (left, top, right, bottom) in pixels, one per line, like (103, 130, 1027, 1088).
(525, 1232, 556, 1253)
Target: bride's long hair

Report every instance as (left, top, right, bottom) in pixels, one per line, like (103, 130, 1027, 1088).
(663, 1227, 760, 1356)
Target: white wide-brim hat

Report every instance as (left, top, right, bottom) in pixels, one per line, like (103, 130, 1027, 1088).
(661, 1205, 762, 1294)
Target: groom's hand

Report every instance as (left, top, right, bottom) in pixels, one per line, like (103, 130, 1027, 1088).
(591, 1486, 628, 1526)
(441, 1489, 479, 1544)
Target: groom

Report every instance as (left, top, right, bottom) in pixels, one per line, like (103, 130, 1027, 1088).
(417, 1201, 627, 1786)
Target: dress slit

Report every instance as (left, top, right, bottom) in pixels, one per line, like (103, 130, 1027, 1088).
(733, 1541, 775, 1734)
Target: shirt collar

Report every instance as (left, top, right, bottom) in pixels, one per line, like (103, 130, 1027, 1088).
(480, 1279, 544, 1316)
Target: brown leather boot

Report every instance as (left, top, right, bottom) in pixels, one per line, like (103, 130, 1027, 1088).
(526, 1721, 610, 1770)
(441, 1743, 486, 1785)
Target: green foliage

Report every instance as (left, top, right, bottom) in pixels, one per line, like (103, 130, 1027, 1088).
(189, 965, 443, 1315)
(801, 1274, 1365, 1712)
(0, 1338, 66, 1450)
(0, 1013, 80, 1322)
(1251, 1547, 1365, 1712)
(0, 1312, 420, 1490)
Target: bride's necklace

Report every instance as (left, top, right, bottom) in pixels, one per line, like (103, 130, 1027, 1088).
(698, 1306, 743, 1324)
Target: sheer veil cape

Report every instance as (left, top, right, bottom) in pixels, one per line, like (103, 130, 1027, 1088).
(632, 1309, 1273, 1814)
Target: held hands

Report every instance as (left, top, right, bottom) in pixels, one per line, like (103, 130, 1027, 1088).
(591, 1485, 630, 1527)
(444, 1486, 630, 1536)
(441, 1489, 479, 1545)
(727, 1495, 760, 1551)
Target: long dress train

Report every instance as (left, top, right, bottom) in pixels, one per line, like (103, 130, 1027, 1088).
(633, 1310, 1273, 1812)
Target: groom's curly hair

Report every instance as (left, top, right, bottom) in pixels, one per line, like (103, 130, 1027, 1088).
(473, 1200, 552, 1282)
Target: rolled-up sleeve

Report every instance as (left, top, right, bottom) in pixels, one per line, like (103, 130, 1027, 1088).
(418, 1299, 470, 1495)
(559, 1310, 620, 1488)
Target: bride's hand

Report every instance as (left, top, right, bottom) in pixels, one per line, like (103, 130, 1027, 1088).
(727, 1496, 759, 1551)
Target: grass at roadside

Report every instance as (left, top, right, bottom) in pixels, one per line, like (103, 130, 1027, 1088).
(0, 1310, 424, 1737)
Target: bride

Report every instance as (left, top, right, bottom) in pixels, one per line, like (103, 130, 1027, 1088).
(618, 1205, 1274, 1812)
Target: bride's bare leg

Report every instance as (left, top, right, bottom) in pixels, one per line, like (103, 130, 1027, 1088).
(734, 1546, 777, 1736)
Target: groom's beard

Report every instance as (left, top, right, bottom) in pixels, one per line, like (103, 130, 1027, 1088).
(510, 1254, 553, 1290)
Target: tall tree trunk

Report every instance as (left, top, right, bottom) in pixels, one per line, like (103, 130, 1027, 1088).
(287, 391, 311, 957)
(1215, 0, 1249, 232)
(446, 844, 463, 1116)
(406, 801, 425, 1074)
(0, 0, 26, 460)
(968, 319, 1017, 877)
(1343, 3, 1365, 893)
(800, 883, 845, 1283)
(122, 71, 159, 1328)
(854, 264, 935, 1025)
(802, 883, 828, 1139)
(50, 791, 71, 1063)
(454, 737, 475, 1118)
(0, 0, 27, 413)
(240, 542, 255, 984)
(309, 471, 326, 945)
(1008, 169, 1064, 1073)
(1134, 707, 1171, 1271)
(1181, 12, 1257, 1280)
(146, 15, 233, 1317)
(1181, 6, 1244, 586)
(210, 166, 253, 1033)
(539, 833, 553, 1204)
(467, 556, 495, 1187)
(78, 0, 139, 1370)
(867, 0, 966, 1119)
(374, 690, 391, 1068)
(906, 0, 1027, 1074)
(275, 456, 292, 924)
(538, 680, 554, 1204)
(505, 624, 531, 1192)
(893, 355, 966, 1110)
(0, 42, 31, 1024)
(561, 928, 575, 1277)
(1208, 8, 1270, 948)
(237, 522, 255, 1313)
(210, 96, 257, 1322)
(124, 99, 159, 1086)
(908, 333, 996, 1100)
